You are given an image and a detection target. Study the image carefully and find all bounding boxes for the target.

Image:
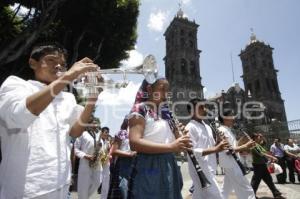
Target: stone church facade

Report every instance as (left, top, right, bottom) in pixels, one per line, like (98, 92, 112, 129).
(164, 9, 288, 137)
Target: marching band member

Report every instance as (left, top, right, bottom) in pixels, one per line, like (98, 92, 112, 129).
(185, 98, 229, 199)
(0, 43, 100, 199)
(217, 110, 256, 199)
(99, 127, 111, 199)
(128, 78, 191, 199)
(108, 116, 137, 199)
(74, 121, 102, 199)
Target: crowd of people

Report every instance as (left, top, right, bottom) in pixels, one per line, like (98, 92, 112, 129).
(0, 43, 300, 199)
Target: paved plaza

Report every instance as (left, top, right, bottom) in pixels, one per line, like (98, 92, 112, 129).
(71, 162, 300, 199)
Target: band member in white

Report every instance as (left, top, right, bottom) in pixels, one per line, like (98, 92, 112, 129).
(0, 44, 100, 199)
(99, 127, 111, 199)
(185, 98, 229, 199)
(217, 110, 256, 199)
(74, 121, 102, 199)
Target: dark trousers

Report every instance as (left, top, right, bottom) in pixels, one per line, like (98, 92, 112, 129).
(251, 163, 281, 196)
(286, 157, 300, 183)
(275, 156, 287, 183)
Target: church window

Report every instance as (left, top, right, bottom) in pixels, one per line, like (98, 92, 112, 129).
(244, 64, 249, 73)
(180, 38, 185, 48)
(180, 29, 184, 36)
(247, 83, 253, 96)
(188, 31, 193, 37)
(266, 79, 272, 91)
(181, 59, 187, 74)
(190, 61, 196, 75)
(272, 79, 278, 92)
(255, 80, 261, 93)
(189, 40, 194, 48)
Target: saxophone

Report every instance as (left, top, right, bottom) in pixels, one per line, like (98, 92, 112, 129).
(89, 131, 102, 169)
(99, 140, 110, 166)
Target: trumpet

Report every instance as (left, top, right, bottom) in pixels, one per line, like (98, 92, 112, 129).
(72, 55, 158, 97)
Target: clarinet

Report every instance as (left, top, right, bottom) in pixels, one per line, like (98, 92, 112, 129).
(235, 124, 269, 163)
(166, 100, 211, 188)
(210, 121, 248, 175)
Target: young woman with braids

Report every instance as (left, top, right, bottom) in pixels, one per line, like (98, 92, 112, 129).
(127, 78, 192, 199)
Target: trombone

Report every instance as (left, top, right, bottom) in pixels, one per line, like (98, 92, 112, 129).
(72, 54, 158, 97)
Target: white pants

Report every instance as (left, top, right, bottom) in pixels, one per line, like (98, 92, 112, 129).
(77, 163, 102, 199)
(32, 185, 69, 199)
(221, 167, 255, 199)
(192, 171, 223, 199)
(100, 164, 110, 199)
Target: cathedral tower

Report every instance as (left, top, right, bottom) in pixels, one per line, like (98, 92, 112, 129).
(240, 31, 287, 123)
(164, 8, 204, 119)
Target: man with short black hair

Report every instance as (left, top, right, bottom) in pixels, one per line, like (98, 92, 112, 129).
(0, 43, 100, 199)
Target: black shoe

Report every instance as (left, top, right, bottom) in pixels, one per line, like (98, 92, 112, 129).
(274, 195, 286, 199)
(274, 192, 286, 199)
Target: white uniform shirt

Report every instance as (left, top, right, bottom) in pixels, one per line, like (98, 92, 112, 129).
(218, 125, 238, 169)
(186, 120, 217, 173)
(0, 76, 83, 198)
(74, 131, 101, 169)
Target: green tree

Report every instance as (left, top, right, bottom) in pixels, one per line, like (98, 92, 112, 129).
(0, 0, 139, 84)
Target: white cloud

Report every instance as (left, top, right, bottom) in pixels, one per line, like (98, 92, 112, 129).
(182, 0, 191, 5)
(97, 81, 140, 106)
(120, 48, 144, 68)
(154, 36, 161, 42)
(147, 10, 168, 32)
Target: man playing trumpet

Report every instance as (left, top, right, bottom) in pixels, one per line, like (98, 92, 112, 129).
(0, 43, 100, 199)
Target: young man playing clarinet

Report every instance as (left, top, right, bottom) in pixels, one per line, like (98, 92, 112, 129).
(185, 98, 229, 199)
(217, 110, 256, 199)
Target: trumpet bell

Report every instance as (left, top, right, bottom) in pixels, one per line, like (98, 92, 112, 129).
(72, 54, 158, 97)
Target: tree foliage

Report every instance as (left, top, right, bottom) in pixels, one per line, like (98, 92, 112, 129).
(0, 0, 139, 84)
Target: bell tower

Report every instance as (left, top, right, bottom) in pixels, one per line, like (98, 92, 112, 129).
(240, 31, 287, 122)
(164, 7, 204, 119)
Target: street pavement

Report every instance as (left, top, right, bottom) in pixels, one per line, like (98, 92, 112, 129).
(71, 162, 300, 199)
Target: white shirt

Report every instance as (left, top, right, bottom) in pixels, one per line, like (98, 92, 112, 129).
(120, 137, 130, 152)
(217, 125, 238, 169)
(186, 120, 217, 173)
(131, 110, 175, 144)
(74, 131, 101, 170)
(284, 143, 300, 155)
(143, 114, 175, 144)
(0, 76, 83, 198)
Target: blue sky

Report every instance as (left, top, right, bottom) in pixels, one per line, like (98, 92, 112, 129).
(96, 0, 300, 135)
